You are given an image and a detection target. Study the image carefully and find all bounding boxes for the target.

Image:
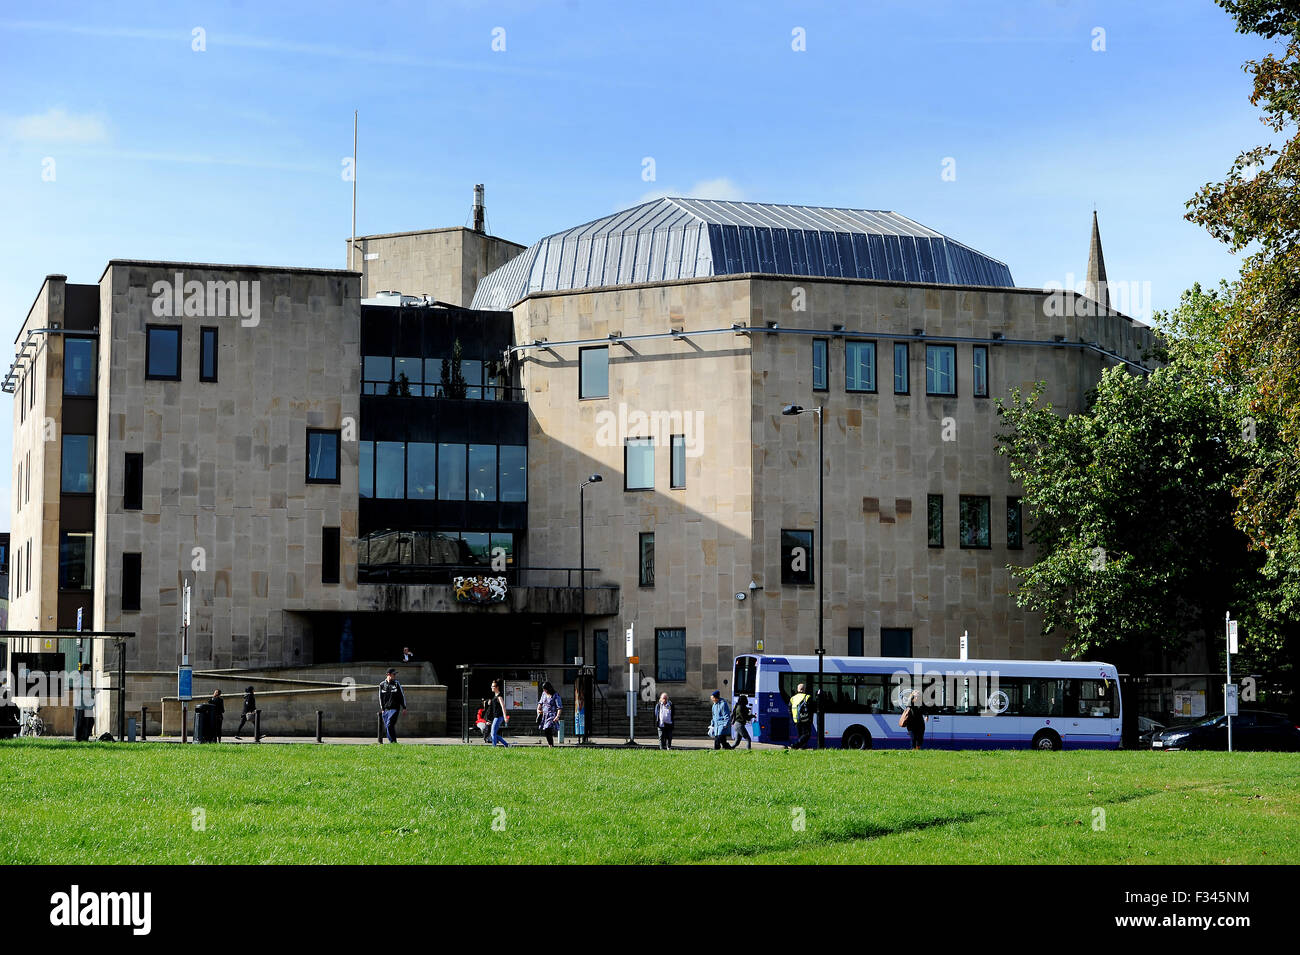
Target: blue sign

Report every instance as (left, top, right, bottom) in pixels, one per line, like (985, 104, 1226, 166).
(178, 666, 193, 702)
(76, 607, 83, 633)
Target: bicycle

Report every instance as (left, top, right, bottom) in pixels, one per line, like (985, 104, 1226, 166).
(18, 706, 44, 738)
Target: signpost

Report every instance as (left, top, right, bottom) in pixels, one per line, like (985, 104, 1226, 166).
(960, 630, 969, 661)
(180, 580, 192, 741)
(625, 623, 636, 745)
(1225, 612, 1237, 753)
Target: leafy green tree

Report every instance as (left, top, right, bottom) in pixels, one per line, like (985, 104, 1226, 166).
(440, 339, 468, 400)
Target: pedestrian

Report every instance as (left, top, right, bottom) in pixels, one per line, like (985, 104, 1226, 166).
(486, 679, 510, 747)
(900, 690, 927, 749)
(209, 688, 225, 742)
(709, 691, 733, 750)
(475, 698, 491, 742)
(655, 691, 675, 749)
(402, 646, 415, 663)
(731, 693, 754, 749)
(536, 681, 562, 746)
(378, 668, 407, 743)
(788, 682, 814, 749)
(234, 685, 261, 740)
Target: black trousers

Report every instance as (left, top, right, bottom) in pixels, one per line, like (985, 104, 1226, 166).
(792, 721, 813, 748)
(658, 725, 674, 749)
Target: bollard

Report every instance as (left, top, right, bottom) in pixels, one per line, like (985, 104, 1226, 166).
(253, 708, 261, 743)
(140, 705, 149, 742)
(377, 710, 384, 743)
(316, 710, 323, 743)
(182, 702, 188, 744)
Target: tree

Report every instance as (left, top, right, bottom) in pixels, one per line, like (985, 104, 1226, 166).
(440, 339, 468, 399)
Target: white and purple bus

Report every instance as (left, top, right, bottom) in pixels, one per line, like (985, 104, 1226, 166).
(732, 653, 1122, 750)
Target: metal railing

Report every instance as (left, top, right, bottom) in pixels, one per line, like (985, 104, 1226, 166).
(357, 563, 605, 588)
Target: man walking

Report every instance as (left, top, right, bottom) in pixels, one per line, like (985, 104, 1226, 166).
(655, 691, 675, 749)
(234, 685, 262, 740)
(788, 682, 814, 749)
(378, 668, 407, 743)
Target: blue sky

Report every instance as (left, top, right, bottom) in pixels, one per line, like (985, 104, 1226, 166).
(0, 0, 1280, 528)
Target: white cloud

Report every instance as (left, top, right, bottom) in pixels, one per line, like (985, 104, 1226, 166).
(633, 177, 745, 206)
(7, 108, 108, 144)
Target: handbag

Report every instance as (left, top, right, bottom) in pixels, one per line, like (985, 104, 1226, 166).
(707, 723, 717, 737)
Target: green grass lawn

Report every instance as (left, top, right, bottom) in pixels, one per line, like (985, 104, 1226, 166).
(2, 740, 1296, 864)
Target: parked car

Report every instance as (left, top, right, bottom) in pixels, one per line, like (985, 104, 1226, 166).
(1151, 711, 1300, 751)
(1137, 716, 1165, 747)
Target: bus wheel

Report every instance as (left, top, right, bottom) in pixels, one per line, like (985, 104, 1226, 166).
(842, 726, 872, 750)
(1031, 730, 1062, 751)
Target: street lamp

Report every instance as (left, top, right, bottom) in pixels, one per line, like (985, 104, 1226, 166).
(578, 473, 603, 743)
(782, 403, 826, 749)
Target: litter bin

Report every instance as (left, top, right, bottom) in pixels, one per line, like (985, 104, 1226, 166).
(194, 703, 213, 743)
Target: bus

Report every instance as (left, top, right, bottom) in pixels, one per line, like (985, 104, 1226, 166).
(731, 654, 1121, 750)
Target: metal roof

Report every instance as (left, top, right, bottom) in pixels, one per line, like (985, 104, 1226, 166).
(470, 197, 1014, 308)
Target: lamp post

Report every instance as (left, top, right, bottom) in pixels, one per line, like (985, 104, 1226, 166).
(578, 474, 603, 744)
(782, 403, 825, 749)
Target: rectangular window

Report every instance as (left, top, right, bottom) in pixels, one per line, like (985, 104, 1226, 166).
(639, 532, 655, 587)
(894, 342, 909, 394)
(625, 437, 654, 490)
(25, 540, 31, 595)
(927, 494, 944, 547)
(61, 434, 94, 494)
(375, 441, 405, 499)
(393, 356, 422, 395)
(845, 340, 876, 392)
(124, 452, 143, 510)
(145, 325, 181, 380)
(25, 452, 30, 504)
(468, 444, 497, 501)
(595, 630, 609, 684)
(881, 627, 914, 657)
(812, 339, 828, 391)
(406, 442, 437, 499)
(655, 628, 687, 683)
(363, 355, 392, 395)
(359, 441, 374, 499)
(200, 326, 218, 382)
(1007, 496, 1024, 550)
(437, 443, 466, 500)
(498, 445, 527, 502)
(490, 532, 514, 568)
(19, 377, 24, 423)
(122, 552, 142, 611)
(579, 346, 609, 399)
(64, 338, 96, 396)
(59, 531, 93, 590)
(848, 627, 864, 657)
(973, 345, 989, 398)
(926, 344, 956, 396)
(462, 359, 483, 400)
(422, 358, 442, 397)
(306, 429, 341, 483)
(322, 527, 341, 584)
(670, 434, 686, 489)
(959, 495, 992, 549)
(462, 532, 490, 565)
(781, 529, 814, 585)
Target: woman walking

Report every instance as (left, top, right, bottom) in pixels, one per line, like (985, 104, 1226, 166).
(900, 690, 927, 749)
(731, 693, 754, 749)
(486, 679, 510, 747)
(709, 690, 733, 750)
(536, 681, 562, 746)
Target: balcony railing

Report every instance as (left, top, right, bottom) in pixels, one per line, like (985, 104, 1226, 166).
(362, 381, 525, 401)
(357, 563, 603, 588)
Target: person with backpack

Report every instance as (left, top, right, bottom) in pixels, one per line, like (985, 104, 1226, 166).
(234, 685, 261, 740)
(731, 693, 754, 749)
(709, 690, 733, 750)
(475, 698, 492, 742)
(378, 668, 407, 743)
(788, 683, 814, 749)
(536, 681, 562, 747)
(900, 690, 927, 749)
(486, 679, 510, 747)
(655, 691, 675, 749)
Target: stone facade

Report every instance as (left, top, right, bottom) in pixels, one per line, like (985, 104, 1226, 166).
(349, 228, 525, 306)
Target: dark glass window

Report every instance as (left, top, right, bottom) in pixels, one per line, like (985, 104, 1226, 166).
(1007, 496, 1023, 550)
(122, 552, 142, 612)
(393, 356, 422, 396)
(468, 444, 497, 501)
(407, 442, 436, 499)
(59, 531, 93, 590)
(61, 434, 94, 494)
(376, 441, 405, 499)
(146, 325, 181, 380)
(462, 359, 484, 400)
(498, 445, 527, 502)
(926, 345, 956, 396)
(812, 339, 828, 391)
(595, 630, 609, 684)
(359, 441, 373, 499)
(124, 452, 143, 510)
(625, 438, 653, 490)
(845, 340, 876, 392)
(959, 495, 992, 549)
(848, 627, 864, 656)
(670, 434, 686, 489)
(437, 443, 466, 500)
(639, 532, 655, 587)
(881, 627, 913, 657)
(322, 527, 340, 584)
(306, 429, 340, 484)
(580, 346, 609, 399)
(200, 326, 218, 382)
(489, 532, 514, 568)
(781, 529, 814, 585)
(655, 628, 686, 682)
(64, 338, 96, 396)
(927, 494, 944, 547)
(363, 356, 392, 395)
(894, 342, 909, 394)
(972, 345, 988, 398)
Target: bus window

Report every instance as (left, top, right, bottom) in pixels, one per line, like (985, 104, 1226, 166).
(734, 657, 757, 698)
(1066, 679, 1114, 717)
(1021, 679, 1064, 717)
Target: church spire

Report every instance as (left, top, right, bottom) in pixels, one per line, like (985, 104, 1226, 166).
(1084, 209, 1109, 309)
